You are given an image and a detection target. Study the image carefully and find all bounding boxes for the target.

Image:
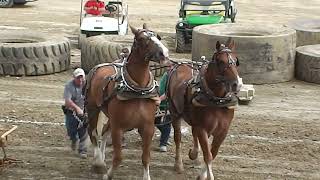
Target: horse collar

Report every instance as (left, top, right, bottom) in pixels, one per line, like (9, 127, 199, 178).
(120, 64, 158, 95)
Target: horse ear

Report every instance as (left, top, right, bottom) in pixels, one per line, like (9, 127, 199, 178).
(142, 23, 148, 30)
(226, 37, 232, 47)
(216, 41, 221, 51)
(130, 25, 138, 36)
(228, 39, 235, 50)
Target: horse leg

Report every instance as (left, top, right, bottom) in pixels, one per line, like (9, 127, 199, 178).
(172, 117, 184, 173)
(100, 126, 110, 162)
(87, 109, 107, 171)
(98, 113, 110, 162)
(189, 126, 199, 160)
(104, 127, 122, 180)
(141, 124, 154, 180)
(204, 131, 228, 180)
(196, 127, 214, 180)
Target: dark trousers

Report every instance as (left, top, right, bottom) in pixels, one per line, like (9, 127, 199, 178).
(155, 115, 171, 146)
(65, 113, 88, 153)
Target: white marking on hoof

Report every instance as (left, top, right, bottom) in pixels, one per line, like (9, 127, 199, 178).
(103, 173, 112, 180)
(143, 165, 151, 180)
(105, 166, 114, 180)
(93, 146, 105, 167)
(199, 162, 214, 180)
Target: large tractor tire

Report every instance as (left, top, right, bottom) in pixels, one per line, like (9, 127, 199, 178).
(0, 0, 14, 7)
(175, 30, 186, 53)
(295, 44, 320, 84)
(81, 34, 166, 77)
(80, 35, 132, 73)
(0, 30, 71, 76)
(13, 0, 27, 5)
(192, 23, 296, 84)
(289, 19, 320, 47)
(78, 33, 86, 49)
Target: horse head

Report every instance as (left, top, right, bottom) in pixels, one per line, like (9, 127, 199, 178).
(205, 39, 242, 96)
(129, 23, 169, 65)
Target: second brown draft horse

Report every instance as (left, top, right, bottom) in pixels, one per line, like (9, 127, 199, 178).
(167, 40, 242, 180)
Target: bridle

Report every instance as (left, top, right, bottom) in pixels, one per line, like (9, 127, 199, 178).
(208, 45, 239, 85)
(130, 29, 161, 62)
(198, 45, 240, 95)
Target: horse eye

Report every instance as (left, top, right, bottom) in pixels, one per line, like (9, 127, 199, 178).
(157, 34, 161, 40)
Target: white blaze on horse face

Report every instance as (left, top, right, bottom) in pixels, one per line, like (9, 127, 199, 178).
(150, 35, 169, 58)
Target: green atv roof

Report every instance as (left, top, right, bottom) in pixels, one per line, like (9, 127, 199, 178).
(186, 14, 223, 25)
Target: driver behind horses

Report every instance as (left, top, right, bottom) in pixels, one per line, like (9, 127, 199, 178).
(63, 68, 88, 159)
(84, 0, 108, 16)
(155, 64, 173, 152)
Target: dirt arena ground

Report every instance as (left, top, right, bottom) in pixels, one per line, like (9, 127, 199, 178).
(0, 0, 320, 179)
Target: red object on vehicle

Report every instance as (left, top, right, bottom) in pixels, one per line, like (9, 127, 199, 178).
(85, 1, 105, 16)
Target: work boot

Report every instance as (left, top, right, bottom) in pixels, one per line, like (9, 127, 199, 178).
(71, 141, 77, 151)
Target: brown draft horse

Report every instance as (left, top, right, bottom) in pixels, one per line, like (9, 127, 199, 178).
(167, 40, 242, 180)
(84, 24, 169, 180)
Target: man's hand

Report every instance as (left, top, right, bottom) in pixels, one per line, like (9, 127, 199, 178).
(159, 94, 167, 101)
(65, 99, 83, 116)
(75, 107, 84, 116)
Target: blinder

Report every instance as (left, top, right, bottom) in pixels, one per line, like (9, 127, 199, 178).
(209, 47, 240, 91)
(211, 47, 239, 73)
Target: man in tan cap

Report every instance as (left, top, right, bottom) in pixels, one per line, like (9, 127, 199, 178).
(63, 68, 88, 158)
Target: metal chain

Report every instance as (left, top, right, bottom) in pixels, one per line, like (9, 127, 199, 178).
(72, 111, 85, 129)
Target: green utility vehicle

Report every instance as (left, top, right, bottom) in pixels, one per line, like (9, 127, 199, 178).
(175, 0, 236, 52)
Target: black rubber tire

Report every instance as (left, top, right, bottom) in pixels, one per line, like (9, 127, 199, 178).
(0, 30, 71, 76)
(289, 19, 320, 47)
(80, 34, 166, 77)
(13, 0, 27, 5)
(78, 33, 86, 49)
(230, 6, 236, 23)
(175, 30, 186, 53)
(295, 45, 320, 84)
(192, 23, 296, 84)
(80, 35, 132, 73)
(0, 0, 14, 8)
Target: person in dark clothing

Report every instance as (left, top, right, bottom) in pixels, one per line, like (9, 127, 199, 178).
(155, 66, 172, 152)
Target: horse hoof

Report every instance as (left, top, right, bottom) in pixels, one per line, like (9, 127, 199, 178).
(103, 174, 112, 180)
(196, 175, 214, 180)
(196, 175, 204, 180)
(91, 164, 107, 174)
(188, 149, 198, 160)
(174, 163, 184, 174)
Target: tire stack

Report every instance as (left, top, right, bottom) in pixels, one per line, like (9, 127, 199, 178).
(290, 19, 320, 84)
(0, 30, 71, 76)
(80, 35, 133, 73)
(80, 34, 166, 77)
(192, 23, 296, 84)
